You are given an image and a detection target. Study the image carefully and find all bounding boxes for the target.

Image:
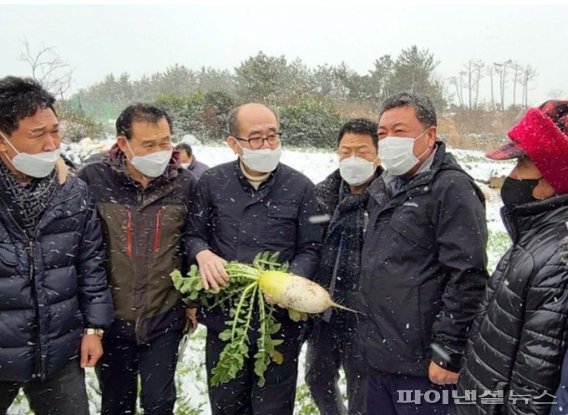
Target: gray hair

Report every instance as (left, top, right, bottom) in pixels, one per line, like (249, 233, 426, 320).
(379, 91, 437, 127)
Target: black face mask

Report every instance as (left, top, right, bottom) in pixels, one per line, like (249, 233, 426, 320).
(500, 176, 542, 209)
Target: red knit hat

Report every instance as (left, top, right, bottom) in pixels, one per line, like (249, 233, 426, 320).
(505, 103, 568, 194)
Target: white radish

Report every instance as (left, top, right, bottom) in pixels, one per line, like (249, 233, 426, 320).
(258, 270, 360, 314)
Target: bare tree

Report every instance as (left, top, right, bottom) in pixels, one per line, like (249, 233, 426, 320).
(449, 75, 464, 106)
(19, 37, 74, 99)
(465, 61, 473, 108)
(521, 65, 538, 106)
(453, 60, 485, 109)
(487, 65, 495, 110)
(471, 60, 485, 108)
(510, 61, 522, 106)
(494, 59, 512, 110)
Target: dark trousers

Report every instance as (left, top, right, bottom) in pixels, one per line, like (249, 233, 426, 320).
(305, 321, 368, 415)
(367, 370, 455, 415)
(96, 329, 183, 415)
(0, 360, 89, 415)
(206, 324, 303, 415)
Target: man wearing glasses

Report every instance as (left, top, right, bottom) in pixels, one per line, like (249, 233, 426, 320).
(188, 103, 321, 415)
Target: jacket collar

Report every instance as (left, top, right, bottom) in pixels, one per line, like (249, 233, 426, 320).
(233, 158, 278, 195)
(105, 143, 182, 190)
(55, 158, 69, 184)
(367, 142, 481, 215)
(317, 168, 382, 216)
(502, 193, 568, 241)
(369, 142, 453, 201)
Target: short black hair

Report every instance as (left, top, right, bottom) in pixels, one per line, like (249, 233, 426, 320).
(227, 104, 279, 138)
(379, 91, 437, 127)
(116, 103, 173, 139)
(338, 118, 379, 149)
(0, 76, 57, 135)
(175, 142, 192, 157)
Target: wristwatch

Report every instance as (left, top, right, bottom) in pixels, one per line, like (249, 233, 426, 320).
(83, 328, 104, 338)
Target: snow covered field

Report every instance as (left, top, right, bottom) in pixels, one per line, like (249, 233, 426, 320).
(9, 142, 514, 415)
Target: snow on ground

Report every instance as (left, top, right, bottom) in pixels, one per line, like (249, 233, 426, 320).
(9, 142, 515, 414)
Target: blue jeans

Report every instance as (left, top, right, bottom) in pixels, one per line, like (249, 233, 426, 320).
(96, 329, 183, 415)
(0, 360, 89, 415)
(367, 370, 456, 415)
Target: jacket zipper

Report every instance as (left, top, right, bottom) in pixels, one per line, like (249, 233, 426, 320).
(126, 207, 133, 257)
(0, 192, 79, 379)
(28, 242, 43, 379)
(154, 208, 162, 254)
(32, 193, 79, 379)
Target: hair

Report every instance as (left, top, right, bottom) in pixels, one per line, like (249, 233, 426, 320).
(379, 91, 437, 127)
(337, 118, 379, 149)
(175, 142, 193, 157)
(116, 103, 173, 139)
(227, 104, 279, 137)
(0, 76, 57, 135)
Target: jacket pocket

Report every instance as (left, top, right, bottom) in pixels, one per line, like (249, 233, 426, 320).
(397, 286, 426, 361)
(150, 204, 186, 258)
(417, 284, 430, 356)
(125, 207, 133, 257)
(98, 203, 130, 258)
(266, 204, 298, 240)
(389, 216, 434, 251)
(0, 244, 18, 275)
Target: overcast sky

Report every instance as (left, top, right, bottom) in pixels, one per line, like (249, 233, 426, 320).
(1, 2, 567, 106)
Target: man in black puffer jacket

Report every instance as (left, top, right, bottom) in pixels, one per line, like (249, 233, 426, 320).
(457, 100, 568, 415)
(0, 77, 113, 415)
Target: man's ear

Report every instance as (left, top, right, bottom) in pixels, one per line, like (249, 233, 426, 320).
(116, 136, 128, 154)
(427, 126, 437, 148)
(227, 136, 241, 156)
(0, 131, 9, 153)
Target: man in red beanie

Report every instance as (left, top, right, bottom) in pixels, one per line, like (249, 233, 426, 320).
(457, 100, 568, 415)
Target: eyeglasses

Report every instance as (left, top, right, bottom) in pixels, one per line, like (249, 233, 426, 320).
(234, 133, 281, 150)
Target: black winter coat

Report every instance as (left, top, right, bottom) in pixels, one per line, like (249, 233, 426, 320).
(0, 160, 113, 382)
(360, 143, 489, 377)
(313, 168, 381, 328)
(188, 160, 321, 333)
(457, 194, 568, 415)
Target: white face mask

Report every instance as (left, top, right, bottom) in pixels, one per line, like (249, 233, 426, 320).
(1, 132, 60, 178)
(339, 156, 376, 186)
(181, 163, 191, 169)
(378, 129, 429, 176)
(238, 142, 282, 173)
(125, 140, 172, 178)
